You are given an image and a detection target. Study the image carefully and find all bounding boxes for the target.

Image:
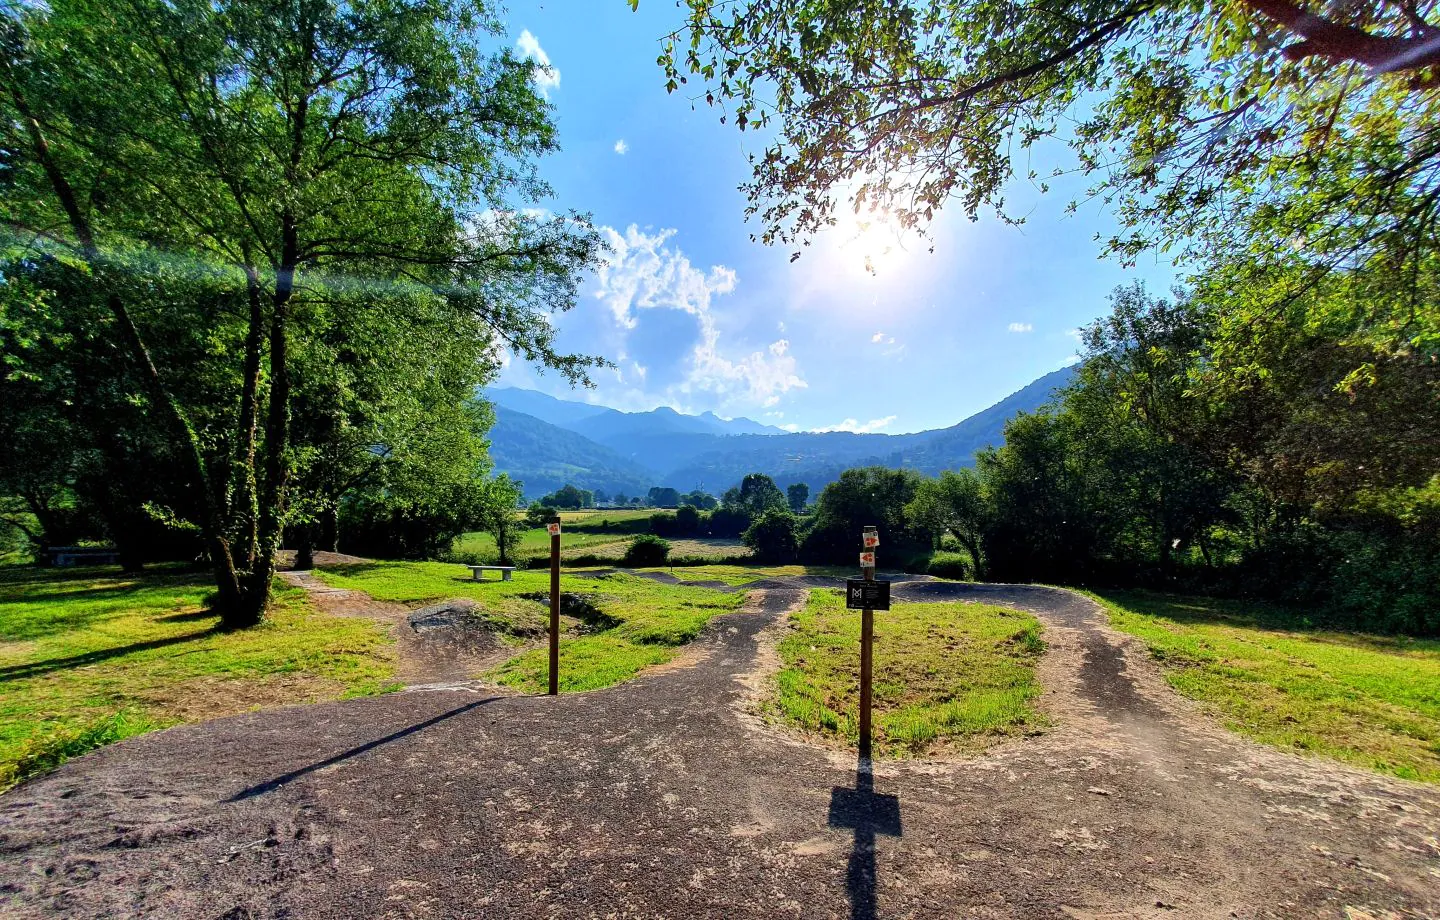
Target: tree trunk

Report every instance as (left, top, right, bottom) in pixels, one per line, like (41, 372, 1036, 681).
(293, 523, 314, 571)
(320, 503, 339, 552)
(8, 84, 256, 623)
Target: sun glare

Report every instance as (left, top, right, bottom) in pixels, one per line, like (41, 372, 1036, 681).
(825, 202, 922, 279)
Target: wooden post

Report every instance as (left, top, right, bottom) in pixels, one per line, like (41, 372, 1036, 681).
(859, 525, 878, 760)
(548, 517, 561, 696)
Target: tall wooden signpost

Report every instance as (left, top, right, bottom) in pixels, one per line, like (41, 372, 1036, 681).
(547, 518, 561, 696)
(847, 525, 889, 760)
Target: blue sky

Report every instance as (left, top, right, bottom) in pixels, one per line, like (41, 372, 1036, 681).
(493, 2, 1178, 433)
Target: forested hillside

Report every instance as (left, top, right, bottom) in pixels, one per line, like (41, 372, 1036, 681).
(487, 367, 1076, 495)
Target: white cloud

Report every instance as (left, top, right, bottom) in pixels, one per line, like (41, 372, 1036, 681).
(1008, 322, 1033, 333)
(1066, 328, 1083, 340)
(871, 331, 896, 344)
(516, 30, 560, 97)
(614, 139, 629, 155)
(591, 224, 807, 408)
(812, 415, 897, 434)
(1062, 354, 1082, 367)
(780, 423, 801, 432)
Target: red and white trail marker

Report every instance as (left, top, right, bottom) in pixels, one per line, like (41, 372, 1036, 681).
(863, 532, 880, 549)
(859, 551, 876, 568)
(546, 522, 562, 536)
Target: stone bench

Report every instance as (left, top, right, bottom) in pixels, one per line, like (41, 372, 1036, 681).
(49, 546, 121, 567)
(465, 565, 515, 582)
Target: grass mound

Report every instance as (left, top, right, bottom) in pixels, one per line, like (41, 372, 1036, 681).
(768, 589, 1046, 757)
(1096, 590, 1440, 783)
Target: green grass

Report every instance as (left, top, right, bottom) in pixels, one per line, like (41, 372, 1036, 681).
(769, 589, 1046, 757)
(0, 565, 398, 790)
(1094, 590, 1440, 783)
(313, 561, 748, 692)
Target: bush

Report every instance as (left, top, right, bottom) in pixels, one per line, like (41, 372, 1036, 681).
(622, 534, 671, 567)
(708, 507, 752, 538)
(525, 504, 558, 527)
(923, 551, 971, 580)
(675, 505, 701, 534)
(650, 512, 677, 536)
(742, 509, 800, 563)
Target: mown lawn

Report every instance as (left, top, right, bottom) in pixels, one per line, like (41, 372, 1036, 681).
(313, 561, 749, 692)
(0, 565, 397, 790)
(1095, 590, 1440, 783)
(768, 588, 1047, 757)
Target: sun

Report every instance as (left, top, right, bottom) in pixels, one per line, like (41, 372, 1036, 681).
(825, 203, 920, 278)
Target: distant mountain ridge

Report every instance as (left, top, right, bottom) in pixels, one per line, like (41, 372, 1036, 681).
(482, 367, 1075, 499)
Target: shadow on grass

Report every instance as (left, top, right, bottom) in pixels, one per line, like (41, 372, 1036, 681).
(315, 562, 392, 577)
(1096, 589, 1440, 655)
(230, 695, 503, 801)
(0, 628, 218, 683)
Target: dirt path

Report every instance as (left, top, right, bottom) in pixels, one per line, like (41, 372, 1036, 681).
(2, 583, 1439, 919)
(279, 568, 529, 688)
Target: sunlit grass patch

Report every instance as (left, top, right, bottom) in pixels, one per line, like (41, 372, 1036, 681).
(768, 589, 1046, 757)
(0, 566, 398, 790)
(1094, 590, 1440, 783)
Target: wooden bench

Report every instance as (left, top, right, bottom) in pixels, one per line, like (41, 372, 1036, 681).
(465, 565, 515, 582)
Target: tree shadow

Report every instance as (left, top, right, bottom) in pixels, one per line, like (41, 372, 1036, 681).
(316, 562, 390, 577)
(229, 695, 503, 801)
(828, 759, 902, 920)
(0, 628, 219, 683)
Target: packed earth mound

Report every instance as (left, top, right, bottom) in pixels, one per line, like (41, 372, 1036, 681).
(1, 584, 1437, 918)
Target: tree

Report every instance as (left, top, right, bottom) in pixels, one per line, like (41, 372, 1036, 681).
(742, 509, 799, 563)
(907, 470, 990, 578)
(647, 486, 681, 507)
(659, 0, 1440, 275)
(477, 475, 524, 566)
(679, 489, 718, 510)
(1, 0, 603, 626)
(786, 482, 809, 513)
(541, 484, 592, 510)
(675, 504, 702, 534)
(725, 473, 788, 517)
(802, 466, 922, 564)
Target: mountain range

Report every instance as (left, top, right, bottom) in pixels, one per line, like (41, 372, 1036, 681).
(483, 367, 1076, 499)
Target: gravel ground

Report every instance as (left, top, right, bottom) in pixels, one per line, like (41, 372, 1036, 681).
(1, 580, 1438, 919)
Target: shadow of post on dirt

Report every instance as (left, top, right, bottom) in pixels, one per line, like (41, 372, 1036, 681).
(828, 758, 902, 920)
(229, 696, 502, 801)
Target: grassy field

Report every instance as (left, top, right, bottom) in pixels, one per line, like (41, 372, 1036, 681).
(313, 561, 748, 692)
(0, 565, 397, 790)
(767, 588, 1047, 757)
(1095, 590, 1440, 783)
(450, 528, 630, 563)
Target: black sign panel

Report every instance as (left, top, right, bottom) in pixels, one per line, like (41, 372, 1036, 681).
(845, 578, 891, 610)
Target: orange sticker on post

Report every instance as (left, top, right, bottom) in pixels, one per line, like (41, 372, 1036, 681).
(546, 523, 561, 536)
(859, 551, 876, 567)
